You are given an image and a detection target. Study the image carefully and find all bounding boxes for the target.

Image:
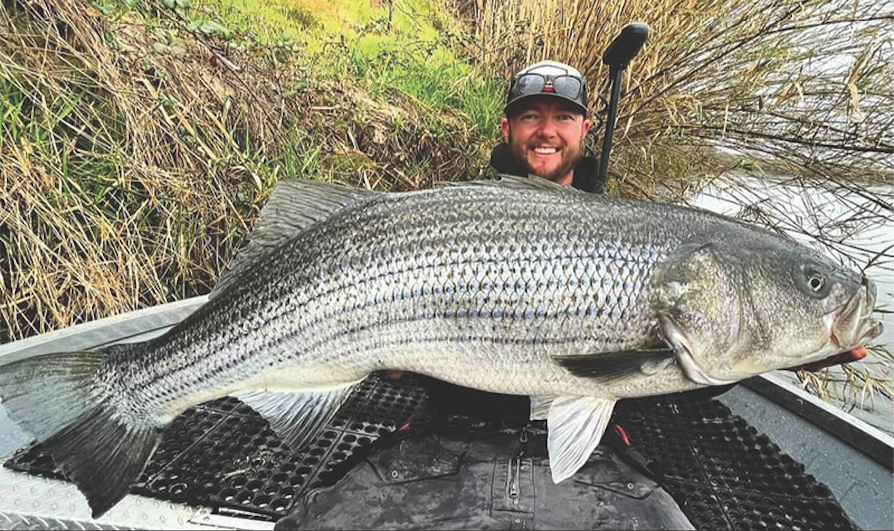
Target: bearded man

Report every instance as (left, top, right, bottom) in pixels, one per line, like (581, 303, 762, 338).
(489, 60, 604, 192)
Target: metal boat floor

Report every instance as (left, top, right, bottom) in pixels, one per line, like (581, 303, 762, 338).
(4, 372, 857, 530)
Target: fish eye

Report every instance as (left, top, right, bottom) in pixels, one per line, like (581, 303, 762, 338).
(807, 274, 826, 292)
(798, 266, 831, 298)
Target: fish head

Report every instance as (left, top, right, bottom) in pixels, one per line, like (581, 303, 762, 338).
(651, 240, 883, 386)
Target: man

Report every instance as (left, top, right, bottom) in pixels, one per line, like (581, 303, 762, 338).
(489, 60, 605, 193)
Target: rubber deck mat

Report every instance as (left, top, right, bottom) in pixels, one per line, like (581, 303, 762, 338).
(610, 394, 857, 530)
(4, 374, 856, 530)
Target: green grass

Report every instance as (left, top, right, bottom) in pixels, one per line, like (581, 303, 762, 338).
(201, 0, 504, 142)
(190, 0, 507, 193)
(0, 78, 27, 143)
(1, 74, 140, 220)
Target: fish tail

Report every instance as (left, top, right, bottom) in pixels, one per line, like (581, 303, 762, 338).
(0, 347, 162, 518)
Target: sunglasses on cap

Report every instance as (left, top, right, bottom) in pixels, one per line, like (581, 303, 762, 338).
(513, 73, 584, 98)
(506, 72, 588, 114)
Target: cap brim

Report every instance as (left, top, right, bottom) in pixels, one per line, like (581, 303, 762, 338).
(504, 93, 588, 116)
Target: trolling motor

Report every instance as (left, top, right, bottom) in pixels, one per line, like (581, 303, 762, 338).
(581, 23, 649, 193)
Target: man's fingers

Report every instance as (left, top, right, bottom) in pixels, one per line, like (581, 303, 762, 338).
(787, 346, 869, 373)
(848, 346, 869, 361)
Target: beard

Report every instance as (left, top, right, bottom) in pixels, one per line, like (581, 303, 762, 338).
(506, 132, 584, 183)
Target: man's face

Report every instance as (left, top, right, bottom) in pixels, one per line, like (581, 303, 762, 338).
(501, 97, 591, 186)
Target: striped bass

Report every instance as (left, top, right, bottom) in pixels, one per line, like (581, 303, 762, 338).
(0, 176, 882, 517)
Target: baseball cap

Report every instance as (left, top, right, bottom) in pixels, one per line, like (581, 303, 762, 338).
(504, 60, 589, 116)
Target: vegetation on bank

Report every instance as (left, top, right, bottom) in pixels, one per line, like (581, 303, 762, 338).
(0, 0, 891, 412)
(0, 0, 505, 344)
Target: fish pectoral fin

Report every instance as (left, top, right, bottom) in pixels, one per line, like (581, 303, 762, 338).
(530, 394, 558, 420)
(234, 382, 360, 452)
(547, 396, 617, 483)
(551, 347, 675, 381)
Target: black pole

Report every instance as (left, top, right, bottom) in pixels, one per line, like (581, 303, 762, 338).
(588, 22, 649, 193)
(596, 66, 624, 188)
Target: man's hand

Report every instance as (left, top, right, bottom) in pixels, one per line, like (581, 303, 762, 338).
(786, 346, 868, 373)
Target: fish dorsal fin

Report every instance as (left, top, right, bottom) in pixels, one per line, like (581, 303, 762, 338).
(530, 394, 558, 420)
(547, 396, 617, 483)
(438, 174, 577, 193)
(234, 383, 359, 451)
(551, 346, 675, 382)
(211, 179, 379, 299)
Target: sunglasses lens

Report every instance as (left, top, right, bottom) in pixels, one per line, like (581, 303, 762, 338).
(508, 72, 586, 111)
(553, 76, 582, 99)
(516, 74, 546, 95)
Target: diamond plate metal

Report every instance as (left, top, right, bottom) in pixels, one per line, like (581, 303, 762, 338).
(0, 465, 211, 530)
(0, 512, 141, 530)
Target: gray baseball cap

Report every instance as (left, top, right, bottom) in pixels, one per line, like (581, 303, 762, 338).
(504, 60, 589, 115)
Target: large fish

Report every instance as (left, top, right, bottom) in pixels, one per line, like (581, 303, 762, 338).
(0, 176, 883, 517)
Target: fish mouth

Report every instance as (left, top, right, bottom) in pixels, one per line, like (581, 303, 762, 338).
(827, 276, 883, 354)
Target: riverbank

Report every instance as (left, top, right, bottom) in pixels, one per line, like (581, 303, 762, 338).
(2, 0, 892, 424)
